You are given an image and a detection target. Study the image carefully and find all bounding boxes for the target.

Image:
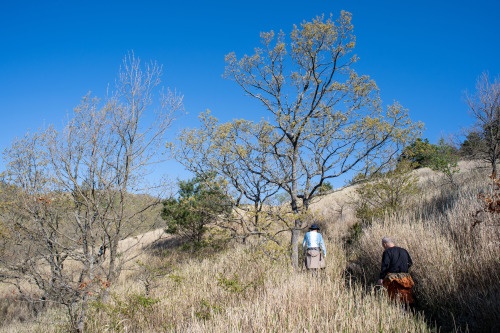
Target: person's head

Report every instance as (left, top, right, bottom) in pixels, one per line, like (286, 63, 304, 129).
(309, 224, 320, 232)
(381, 237, 395, 250)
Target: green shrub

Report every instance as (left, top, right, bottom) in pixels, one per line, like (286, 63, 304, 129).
(428, 138, 460, 187)
(162, 176, 232, 243)
(400, 138, 436, 168)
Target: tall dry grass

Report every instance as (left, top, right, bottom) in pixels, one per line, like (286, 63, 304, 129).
(82, 241, 431, 333)
(1, 239, 432, 332)
(350, 162, 500, 332)
(4, 161, 496, 332)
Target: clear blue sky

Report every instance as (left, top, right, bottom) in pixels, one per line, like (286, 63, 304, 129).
(1, 0, 499, 181)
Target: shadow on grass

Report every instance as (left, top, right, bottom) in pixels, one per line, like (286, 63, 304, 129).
(0, 294, 52, 329)
(146, 235, 186, 254)
(145, 234, 230, 264)
(418, 187, 461, 219)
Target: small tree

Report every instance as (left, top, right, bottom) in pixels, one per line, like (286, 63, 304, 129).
(466, 72, 500, 175)
(174, 115, 288, 248)
(459, 130, 487, 159)
(162, 176, 232, 244)
(400, 138, 435, 168)
(428, 138, 460, 187)
(401, 138, 460, 186)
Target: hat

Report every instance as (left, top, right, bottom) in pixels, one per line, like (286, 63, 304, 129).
(309, 224, 320, 230)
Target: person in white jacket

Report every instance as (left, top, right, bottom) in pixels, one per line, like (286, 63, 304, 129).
(302, 224, 326, 271)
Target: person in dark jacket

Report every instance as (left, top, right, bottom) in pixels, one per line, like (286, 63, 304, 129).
(376, 237, 414, 304)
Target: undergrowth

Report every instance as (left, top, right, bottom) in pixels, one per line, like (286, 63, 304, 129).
(2, 161, 497, 332)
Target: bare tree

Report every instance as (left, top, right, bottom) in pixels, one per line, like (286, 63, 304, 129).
(223, 12, 421, 268)
(466, 72, 500, 175)
(0, 53, 182, 332)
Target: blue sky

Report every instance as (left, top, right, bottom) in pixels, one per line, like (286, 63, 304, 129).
(1, 0, 499, 181)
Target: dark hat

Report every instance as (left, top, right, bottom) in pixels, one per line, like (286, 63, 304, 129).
(309, 224, 320, 230)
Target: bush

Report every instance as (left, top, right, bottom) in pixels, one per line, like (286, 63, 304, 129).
(428, 138, 460, 187)
(400, 138, 436, 168)
(353, 161, 421, 223)
(401, 138, 460, 186)
(162, 176, 232, 244)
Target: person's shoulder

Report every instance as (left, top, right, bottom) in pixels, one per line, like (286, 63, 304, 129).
(386, 246, 403, 253)
(394, 246, 410, 254)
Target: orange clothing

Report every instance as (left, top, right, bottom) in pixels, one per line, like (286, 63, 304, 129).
(383, 272, 414, 304)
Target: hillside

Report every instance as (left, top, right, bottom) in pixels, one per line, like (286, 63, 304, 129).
(1, 161, 499, 332)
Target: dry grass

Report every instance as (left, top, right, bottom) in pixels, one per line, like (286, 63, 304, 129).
(82, 242, 431, 333)
(2, 160, 499, 332)
(309, 185, 359, 242)
(0, 236, 432, 332)
(351, 162, 500, 332)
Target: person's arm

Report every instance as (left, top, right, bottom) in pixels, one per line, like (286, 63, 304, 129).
(319, 234, 326, 256)
(380, 250, 390, 280)
(302, 233, 307, 253)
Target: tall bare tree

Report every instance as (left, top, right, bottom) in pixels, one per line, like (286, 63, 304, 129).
(223, 12, 421, 268)
(0, 53, 182, 331)
(466, 72, 500, 175)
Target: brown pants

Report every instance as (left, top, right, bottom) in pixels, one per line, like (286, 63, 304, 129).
(383, 273, 414, 304)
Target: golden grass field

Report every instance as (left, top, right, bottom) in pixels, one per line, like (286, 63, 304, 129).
(1, 161, 499, 332)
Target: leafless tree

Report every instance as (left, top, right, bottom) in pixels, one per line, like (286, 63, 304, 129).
(0, 53, 182, 332)
(466, 72, 500, 175)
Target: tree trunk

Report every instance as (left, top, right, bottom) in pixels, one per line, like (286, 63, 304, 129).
(75, 295, 88, 333)
(290, 145, 300, 269)
(290, 224, 301, 269)
(492, 156, 497, 176)
(101, 237, 118, 303)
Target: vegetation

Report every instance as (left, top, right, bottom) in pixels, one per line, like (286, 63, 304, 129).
(1, 11, 500, 333)
(459, 130, 487, 159)
(2, 162, 497, 332)
(162, 176, 232, 244)
(400, 138, 436, 167)
(465, 72, 500, 175)
(178, 12, 422, 268)
(401, 137, 460, 186)
(0, 54, 182, 332)
(428, 138, 460, 186)
(351, 161, 500, 332)
(352, 160, 421, 223)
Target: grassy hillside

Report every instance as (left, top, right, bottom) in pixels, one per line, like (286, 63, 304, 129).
(1, 161, 499, 332)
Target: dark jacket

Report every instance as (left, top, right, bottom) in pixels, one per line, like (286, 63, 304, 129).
(380, 246, 413, 279)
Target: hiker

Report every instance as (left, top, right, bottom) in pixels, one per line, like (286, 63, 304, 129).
(302, 224, 326, 271)
(377, 237, 414, 304)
